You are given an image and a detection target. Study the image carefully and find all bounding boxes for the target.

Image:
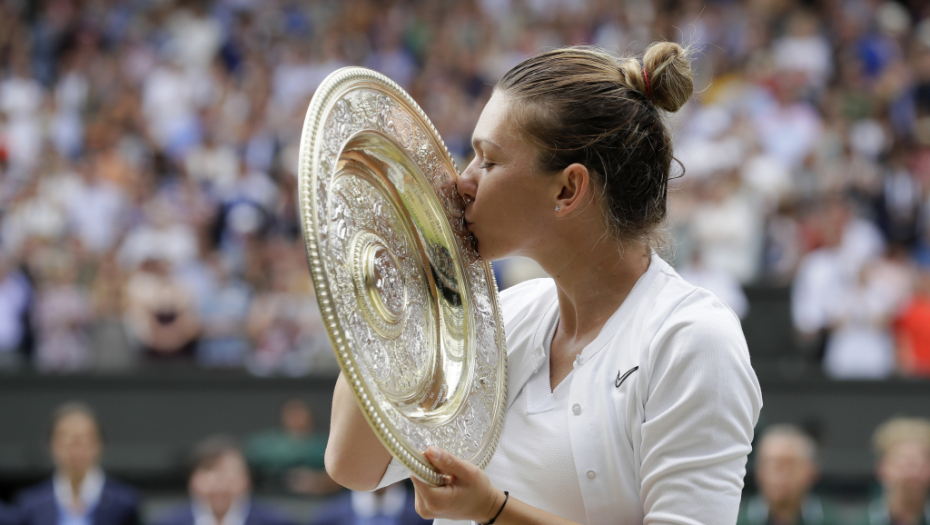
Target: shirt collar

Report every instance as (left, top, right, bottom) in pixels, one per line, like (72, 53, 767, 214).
(350, 484, 407, 519)
(504, 252, 662, 410)
(53, 467, 105, 513)
(192, 498, 250, 525)
(747, 495, 825, 525)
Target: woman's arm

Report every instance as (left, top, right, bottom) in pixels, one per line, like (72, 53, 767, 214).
(639, 303, 761, 524)
(411, 447, 581, 525)
(324, 372, 393, 490)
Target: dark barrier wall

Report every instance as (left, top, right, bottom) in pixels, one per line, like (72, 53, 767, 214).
(0, 373, 337, 493)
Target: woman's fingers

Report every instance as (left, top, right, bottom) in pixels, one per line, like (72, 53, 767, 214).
(411, 450, 464, 520)
(411, 475, 446, 519)
(411, 447, 502, 523)
(410, 477, 428, 516)
(424, 446, 473, 478)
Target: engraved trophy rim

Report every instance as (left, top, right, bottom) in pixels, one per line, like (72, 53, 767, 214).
(297, 66, 508, 486)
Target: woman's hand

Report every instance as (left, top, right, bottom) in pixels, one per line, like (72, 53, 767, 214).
(411, 447, 507, 523)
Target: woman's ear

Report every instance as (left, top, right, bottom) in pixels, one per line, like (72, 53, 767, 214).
(554, 163, 591, 216)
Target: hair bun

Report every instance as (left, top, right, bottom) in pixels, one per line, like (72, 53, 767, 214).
(641, 42, 693, 113)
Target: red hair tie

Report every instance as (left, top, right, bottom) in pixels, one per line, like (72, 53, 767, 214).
(642, 67, 652, 99)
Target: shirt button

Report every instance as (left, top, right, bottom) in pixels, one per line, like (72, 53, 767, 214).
(586, 470, 597, 479)
(572, 404, 581, 415)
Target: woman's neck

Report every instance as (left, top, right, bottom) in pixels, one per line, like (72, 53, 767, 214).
(540, 238, 650, 348)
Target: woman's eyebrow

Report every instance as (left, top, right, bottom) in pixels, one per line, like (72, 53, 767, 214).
(471, 137, 502, 151)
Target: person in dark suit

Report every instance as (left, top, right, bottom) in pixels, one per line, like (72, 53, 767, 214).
(152, 436, 296, 525)
(736, 425, 840, 525)
(16, 402, 139, 525)
(310, 483, 428, 525)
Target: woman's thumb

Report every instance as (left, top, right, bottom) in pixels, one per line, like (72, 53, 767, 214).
(424, 446, 471, 477)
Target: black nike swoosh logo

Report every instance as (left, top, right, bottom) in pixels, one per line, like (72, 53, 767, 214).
(615, 366, 639, 388)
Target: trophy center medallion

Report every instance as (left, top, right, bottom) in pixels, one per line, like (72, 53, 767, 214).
(350, 230, 407, 340)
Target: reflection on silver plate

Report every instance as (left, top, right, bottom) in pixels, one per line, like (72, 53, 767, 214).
(297, 67, 507, 486)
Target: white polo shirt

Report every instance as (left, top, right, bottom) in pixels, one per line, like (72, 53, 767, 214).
(377, 253, 762, 525)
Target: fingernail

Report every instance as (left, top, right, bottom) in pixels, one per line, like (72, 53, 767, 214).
(426, 447, 442, 460)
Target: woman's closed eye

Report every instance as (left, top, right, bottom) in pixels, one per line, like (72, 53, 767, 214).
(480, 162, 495, 170)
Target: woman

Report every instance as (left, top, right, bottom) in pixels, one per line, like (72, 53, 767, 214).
(325, 42, 762, 525)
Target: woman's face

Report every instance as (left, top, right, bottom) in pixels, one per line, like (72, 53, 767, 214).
(457, 92, 561, 261)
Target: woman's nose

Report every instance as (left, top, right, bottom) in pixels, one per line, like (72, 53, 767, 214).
(457, 158, 479, 203)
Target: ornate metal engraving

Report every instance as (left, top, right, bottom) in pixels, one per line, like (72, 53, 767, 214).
(298, 67, 507, 486)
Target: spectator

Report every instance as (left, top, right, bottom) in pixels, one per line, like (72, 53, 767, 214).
(0, 52, 44, 180)
(141, 57, 201, 159)
(32, 256, 94, 373)
(737, 425, 840, 525)
(245, 256, 330, 377)
(87, 253, 134, 372)
(690, 172, 764, 284)
(1, 177, 69, 256)
(16, 402, 139, 525)
(245, 399, 338, 495)
(771, 10, 833, 94)
(0, 250, 31, 370)
(310, 484, 428, 525)
(857, 417, 930, 525)
(822, 263, 897, 380)
(791, 202, 849, 350)
(118, 198, 199, 271)
(152, 436, 296, 525)
(792, 197, 887, 372)
(195, 255, 252, 368)
(123, 256, 201, 361)
(65, 159, 130, 257)
(183, 132, 238, 197)
(894, 268, 930, 377)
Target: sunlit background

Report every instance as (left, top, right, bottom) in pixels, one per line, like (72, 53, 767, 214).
(2, 0, 930, 523)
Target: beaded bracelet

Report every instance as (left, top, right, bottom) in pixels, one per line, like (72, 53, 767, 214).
(480, 491, 510, 525)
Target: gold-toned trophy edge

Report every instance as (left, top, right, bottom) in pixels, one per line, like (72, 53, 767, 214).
(297, 66, 508, 486)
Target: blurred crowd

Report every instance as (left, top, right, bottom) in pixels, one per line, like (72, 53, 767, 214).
(2, 0, 930, 378)
(736, 419, 930, 525)
(658, 0, 930, 380)
(0, 400, 431, 525)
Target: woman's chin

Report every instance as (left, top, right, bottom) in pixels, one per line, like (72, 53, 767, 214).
(468, 231, 507, 261)
(472, 239, 491, 261)
(474, 242, 506, 262)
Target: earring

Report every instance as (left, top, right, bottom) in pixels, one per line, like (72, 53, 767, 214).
(555, 206, 561, 212)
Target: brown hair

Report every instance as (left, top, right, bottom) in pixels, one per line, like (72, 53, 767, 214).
(758, 424, 818, 462)
(49, 401, 104, 443)
(496, 42, 693, 244)
(188, 434, 246, 475)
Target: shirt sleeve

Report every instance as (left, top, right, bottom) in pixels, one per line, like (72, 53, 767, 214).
(373, 457, 411, 490)
(639, 298, 762, 525)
